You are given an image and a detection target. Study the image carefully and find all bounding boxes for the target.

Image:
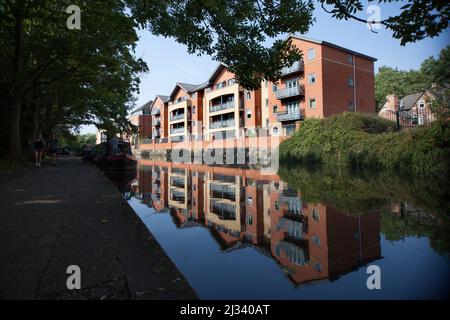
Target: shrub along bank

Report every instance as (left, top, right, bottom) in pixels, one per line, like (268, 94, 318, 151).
(278, 112, 449, 177)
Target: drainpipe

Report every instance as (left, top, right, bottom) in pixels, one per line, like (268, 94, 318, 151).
(353, 54, 357, 112)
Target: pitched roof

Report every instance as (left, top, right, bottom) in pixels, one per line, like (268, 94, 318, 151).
(169, 82, 207, 100)
(178, 82, 198, 93)
(130, 100, 153, 115)
(156, 95, 170, 103)
(400, 92, 424, 110)
(286, 35, 377, 62)
(150, 95, 170, 110)
(207, 63, 228, 84)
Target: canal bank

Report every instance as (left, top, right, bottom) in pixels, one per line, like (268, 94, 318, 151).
(0, 157, 197, 299)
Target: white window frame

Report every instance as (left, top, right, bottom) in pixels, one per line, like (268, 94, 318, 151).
(307, 48, 315, 60)
(308, 73, 316, 84)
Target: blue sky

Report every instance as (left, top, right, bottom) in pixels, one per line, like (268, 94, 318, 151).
(80, 2, 449, 134)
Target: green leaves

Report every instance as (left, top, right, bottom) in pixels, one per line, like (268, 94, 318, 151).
(125, 0, 314, 88)
(319, 1, 449, 45)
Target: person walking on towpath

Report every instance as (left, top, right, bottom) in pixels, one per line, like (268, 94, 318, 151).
(48, 134, 59, 166)
(33, 134, 45, 167)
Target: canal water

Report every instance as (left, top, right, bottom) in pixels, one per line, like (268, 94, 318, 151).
(105, 161, 449, 299)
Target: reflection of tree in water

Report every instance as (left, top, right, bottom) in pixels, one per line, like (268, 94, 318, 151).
(278, 165, 450, 255)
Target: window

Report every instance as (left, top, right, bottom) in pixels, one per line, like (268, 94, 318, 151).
(273, 127, 279, 134)
(314, 262, 323, 272)
(309, 98, 316, 109)
(272, 84, 278, 92)
(191, 92, 197, 99)
(247, 197, 253, 206)
(307, 48, 315, 60)
(193, 121, 196, 126)
(348, 55, 353, 64)
(265, 98, 269, 108)
(247, 214, 253, 225)
(347, 77, 354, 87)
(192, 106, 196, 113)
(247, 109, 252, 119)
(418, 100, 425, 109)
(285, 124, 295, 136)
(193, 184, 196, 191)
(246, 91, 251, 100)
(275, 201, 279, 210)
(273, 105, 278, 114)
(308, 73, 316, 84)
(348, 100, 355, 112)
(228, 78, 237, 85)
(266, 118, 269, 127)
(312, 208, 320, 221)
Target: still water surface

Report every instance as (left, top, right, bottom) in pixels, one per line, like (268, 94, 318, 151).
(106, 161, 449, 299)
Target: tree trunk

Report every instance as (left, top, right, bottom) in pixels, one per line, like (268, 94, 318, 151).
(30, 90, 41, 142)
(9, 95, 23, 162)
(9, 0, 25, 163)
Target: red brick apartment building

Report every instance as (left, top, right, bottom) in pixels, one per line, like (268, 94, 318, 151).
(128, 100, 153, 149)
(261, 36, 376, 136)
(127, 36, 376, 147)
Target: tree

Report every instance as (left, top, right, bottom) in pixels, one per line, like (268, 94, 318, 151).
(319, 0, 449, 45)
(0, 0, 147, 162)
(1, 0, 448, 163)
(420, 46, 450, 87)
(375, 67, 428, 110)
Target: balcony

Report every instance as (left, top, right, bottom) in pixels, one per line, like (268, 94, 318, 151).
(209, 118, 235, 129)
(205, 78, 237, 93)
(276, 85, 305, 100)
(209, 100, 235, 113)
(170, 190, 185, 203)
(151, 108, 160, 116)
(281, 61, 304, 76)
(170, 127, 185, 135)
(212, 174, 236, 184)
(169, 96, 189, 106)
(170, 177, 185, 189)
(276, 108, 304, 122)
(210, 201, 236, 220)
(170, 113, 185, 122)
(154, 119, 161, 126)
(210, 184, 236, 201)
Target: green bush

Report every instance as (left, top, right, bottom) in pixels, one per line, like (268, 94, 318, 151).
(279, 112, 450, 177)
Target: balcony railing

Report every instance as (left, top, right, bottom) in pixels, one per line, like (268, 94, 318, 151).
(212, 174, 236, 184)
(154, 119, 161, 126)
(276, 85, 305, 99)
(170, 113, 185, 121)
(170, 177, 185, 189)
(281, 61, 304, 76)
(209, 100, 235, 113)
(151, 108, 160, 115)
(168, 96, 189, 106)
(210, 201, 236, 220)
(210, 183, 236, 201)
(205, 78, 237, 93)
(209, 118, 235, 129)
(276, 108, 304, 122)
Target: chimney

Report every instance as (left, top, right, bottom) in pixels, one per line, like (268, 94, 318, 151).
(386, 94, 399, 111)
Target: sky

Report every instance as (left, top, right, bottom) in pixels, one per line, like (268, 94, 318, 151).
(80, 2, 449, 134)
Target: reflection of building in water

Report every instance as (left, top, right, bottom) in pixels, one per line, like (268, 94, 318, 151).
(135, 161, 381, 285)
(269, 179, 380, 284)
(205, 172, 245, 242)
